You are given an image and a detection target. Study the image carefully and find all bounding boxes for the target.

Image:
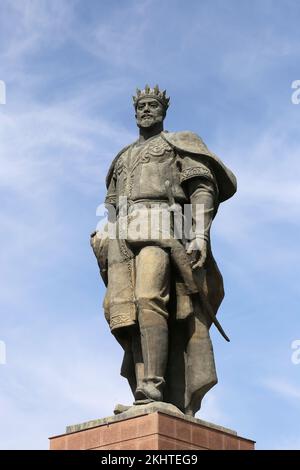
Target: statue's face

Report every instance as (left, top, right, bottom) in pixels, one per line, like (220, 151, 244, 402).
(135, 98, 165, 129)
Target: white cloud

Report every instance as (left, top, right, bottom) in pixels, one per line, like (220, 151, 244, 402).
(1, 0, 300, 451)
(197, 388, 230, 426)
(263, 377, 300, 404)
(72, 0, 153, 69)
(0, 0, 76, 61)
(211, 110, 300, 276)
(0, 317, 131, 449)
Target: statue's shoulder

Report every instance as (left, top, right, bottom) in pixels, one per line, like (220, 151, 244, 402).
(161, 131, 211, 156)
(105, 143, 132, 189)
(162, 131, 237, 202)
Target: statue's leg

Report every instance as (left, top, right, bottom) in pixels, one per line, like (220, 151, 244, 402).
(134, 246, 170, 403)
(131, 328, 144, 393)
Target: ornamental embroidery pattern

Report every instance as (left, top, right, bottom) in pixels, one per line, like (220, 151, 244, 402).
(180, 166, 214, 183)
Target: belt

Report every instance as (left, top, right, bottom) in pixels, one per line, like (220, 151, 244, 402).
(116, 199, 171, 215)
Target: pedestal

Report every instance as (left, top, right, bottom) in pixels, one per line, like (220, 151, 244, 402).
(49, 404, 255, 450)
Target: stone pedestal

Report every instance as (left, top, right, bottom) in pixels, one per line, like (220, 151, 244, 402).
(49, 403, 255, 450)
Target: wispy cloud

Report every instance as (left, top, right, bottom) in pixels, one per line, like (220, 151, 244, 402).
(0, 0, 76, 61)
(1, 0, 300, 450)
(211, 108, 300, 281)
(0, 318, 131, 449)
(263, 377, 300, 402)
(198, 388, 230, 426)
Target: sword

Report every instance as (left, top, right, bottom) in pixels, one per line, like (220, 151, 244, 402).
(164, 180, 185, 243)
(193, 269, 230, 342)
(165, 180, 230, 342)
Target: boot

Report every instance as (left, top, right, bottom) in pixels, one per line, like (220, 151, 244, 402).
(131, 331, 145, 394)
(134, 321, 168, 403)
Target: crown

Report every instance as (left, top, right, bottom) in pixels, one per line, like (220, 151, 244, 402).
(133, 84, 170, 110)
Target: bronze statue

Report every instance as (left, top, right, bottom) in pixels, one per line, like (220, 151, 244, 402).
(91, 85, 236, 416)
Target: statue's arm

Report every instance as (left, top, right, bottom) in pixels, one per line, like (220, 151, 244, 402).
(185, 178, 217, 269)
(90, 167, 118, 286)
(105, 167, 117, 207)
(179, 153, 218, 269)
(188, 177, 217, 240)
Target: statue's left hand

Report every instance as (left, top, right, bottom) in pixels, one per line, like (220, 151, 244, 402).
(186, 238, 208, 270)
(90, 228, 109, 271)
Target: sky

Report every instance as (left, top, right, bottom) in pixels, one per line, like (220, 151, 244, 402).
(0, 0, 300, 450)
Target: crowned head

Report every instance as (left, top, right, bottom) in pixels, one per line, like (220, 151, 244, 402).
(133, 84, 170, 111)
(133, 85, 170, 130)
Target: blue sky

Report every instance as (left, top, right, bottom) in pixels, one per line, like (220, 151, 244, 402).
(0, 0, 300, 450)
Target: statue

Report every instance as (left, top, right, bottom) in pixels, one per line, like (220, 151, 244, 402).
(91, 85, 237, 417)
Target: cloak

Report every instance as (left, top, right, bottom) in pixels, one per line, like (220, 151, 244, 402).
(106, 131, 237, 202)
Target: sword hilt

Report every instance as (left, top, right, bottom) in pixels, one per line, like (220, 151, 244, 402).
(165, 180, 177, 211)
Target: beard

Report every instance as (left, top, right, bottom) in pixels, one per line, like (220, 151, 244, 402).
(136, 114, 163, 129)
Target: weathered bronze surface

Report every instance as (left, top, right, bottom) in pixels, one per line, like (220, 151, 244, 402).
(91, 85, 236, 416)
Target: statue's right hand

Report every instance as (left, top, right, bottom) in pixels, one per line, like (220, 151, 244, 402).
(186, 237, 208, 270)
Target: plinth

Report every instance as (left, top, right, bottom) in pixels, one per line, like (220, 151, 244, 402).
(49, 403, 255, 450)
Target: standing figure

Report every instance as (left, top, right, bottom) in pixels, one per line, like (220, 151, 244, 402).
(91, 85, 236, 416)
